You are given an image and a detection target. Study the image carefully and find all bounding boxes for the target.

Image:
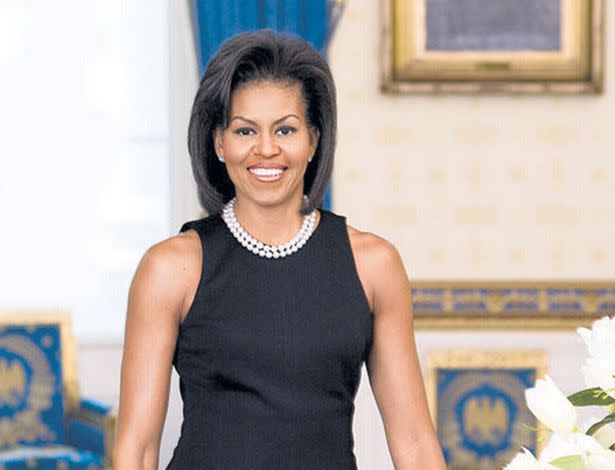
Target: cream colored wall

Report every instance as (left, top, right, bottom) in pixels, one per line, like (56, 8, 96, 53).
(329, 1, 615, 280)
(327, 1, 615, 467)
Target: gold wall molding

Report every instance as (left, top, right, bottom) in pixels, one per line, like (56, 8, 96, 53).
(411, 280, 615, 329)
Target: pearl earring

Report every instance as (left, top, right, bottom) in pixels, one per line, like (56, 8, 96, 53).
(218, 154, 225, 162)
(308, 155, 313, 162)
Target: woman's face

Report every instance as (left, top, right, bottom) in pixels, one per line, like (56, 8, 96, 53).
(214, 80, 319, 210)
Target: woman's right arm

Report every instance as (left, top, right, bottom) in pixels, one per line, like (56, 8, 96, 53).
(112, 234, 196, 469)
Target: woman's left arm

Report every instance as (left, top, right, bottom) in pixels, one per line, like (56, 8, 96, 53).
(362, 237, 446, 469)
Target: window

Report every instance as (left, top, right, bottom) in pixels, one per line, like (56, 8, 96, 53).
(0, 0, 170, 340)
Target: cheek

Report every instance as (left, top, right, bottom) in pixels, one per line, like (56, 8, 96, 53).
(222, 139, 251, 158)
(289, 139, 315, 158)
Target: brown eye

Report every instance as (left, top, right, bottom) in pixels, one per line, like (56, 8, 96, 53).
(276, 126, 296, 136)
(235, 127, 255, 136)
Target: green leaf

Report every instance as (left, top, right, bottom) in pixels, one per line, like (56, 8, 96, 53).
(549, 455, 585, 470)
(568, 387, 615, 406)
(586, 413, 615, 435)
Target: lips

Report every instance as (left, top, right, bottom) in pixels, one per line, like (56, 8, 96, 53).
(247, 164, 288, 169)
(248, 166, 286, 181)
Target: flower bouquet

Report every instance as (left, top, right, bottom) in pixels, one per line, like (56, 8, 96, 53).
(505, 316, 615, 469)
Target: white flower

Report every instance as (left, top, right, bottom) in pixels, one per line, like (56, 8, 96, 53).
(587, 450, 615, 470)
(505, 448, 556, 470)
(539, 431, 585, 464)
(583, 415, 615, 449)
(525, 375, 577, 433)
(582, 356, 615, 400)
(578, 316, 615, 398)
(577, 316, 615, 359)
(539, 431, 611, 468)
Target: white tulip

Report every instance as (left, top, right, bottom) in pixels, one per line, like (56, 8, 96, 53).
(593, 426, 615, 450)
(539, 431, 584, 465)
(583, 415, 615, 449)
(505, 448, 554, 470)
(577, 316, 615, 360)
(525, 375, 577, 433)
(586, 450, 615, 470)
(582, 356, 615, 400)
(539, 431, 609, 468)
(578, 316, 615, 399)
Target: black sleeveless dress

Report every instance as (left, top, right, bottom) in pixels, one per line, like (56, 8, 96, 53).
(166, 208, 374, 469)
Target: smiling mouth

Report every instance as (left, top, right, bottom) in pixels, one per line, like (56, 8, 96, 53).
(248, 167, 287, 182)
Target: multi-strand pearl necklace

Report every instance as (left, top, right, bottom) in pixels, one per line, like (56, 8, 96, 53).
(221, 196, 318, 258)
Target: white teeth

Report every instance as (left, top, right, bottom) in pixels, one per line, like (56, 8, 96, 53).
(249, 168, 284, 176)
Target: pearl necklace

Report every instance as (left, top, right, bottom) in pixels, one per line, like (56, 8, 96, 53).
(221, 196, 318, 258)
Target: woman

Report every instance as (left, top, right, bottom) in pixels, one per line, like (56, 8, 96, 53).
(113, 29, 446, 469)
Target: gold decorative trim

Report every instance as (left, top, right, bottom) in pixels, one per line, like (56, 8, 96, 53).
(0, 333, 57, 446)
(410, 280, 615, 330)
(104, 413, 116, 467)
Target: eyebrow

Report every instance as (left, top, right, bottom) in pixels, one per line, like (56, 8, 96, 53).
(229, 114, 301, 126)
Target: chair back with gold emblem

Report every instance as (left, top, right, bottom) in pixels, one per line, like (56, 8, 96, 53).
(0, 310, 114, 470)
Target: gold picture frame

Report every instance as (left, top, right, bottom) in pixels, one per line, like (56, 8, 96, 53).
(410, 280, 615, 330)
(426, 350, 548, 469)
(381, 0, 605, 93)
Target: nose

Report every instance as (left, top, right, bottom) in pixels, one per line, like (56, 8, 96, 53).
(254, 132, 280, 157)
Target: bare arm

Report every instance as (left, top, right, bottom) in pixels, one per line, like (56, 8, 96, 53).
(363, 237, 446, 469)
(112, 234, 196, 469)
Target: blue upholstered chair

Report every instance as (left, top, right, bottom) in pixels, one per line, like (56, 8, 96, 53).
(0, 311, 115, 470)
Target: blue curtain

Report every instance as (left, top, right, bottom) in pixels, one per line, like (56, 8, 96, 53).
(190, 0, 345, 211)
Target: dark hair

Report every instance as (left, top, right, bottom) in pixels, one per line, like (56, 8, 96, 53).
(187, 29, 337, 216)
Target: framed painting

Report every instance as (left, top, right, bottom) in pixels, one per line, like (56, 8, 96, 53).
(410, 280, 615, 329)
(426, 350, 548, 469)
(381, 0, 605, 93)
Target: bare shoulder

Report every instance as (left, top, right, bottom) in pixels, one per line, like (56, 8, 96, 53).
(130, 229, 201, 324)
(346, 224, 405, 313)
(140, 229, 199, 280)
(346, 224, 402, 268)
